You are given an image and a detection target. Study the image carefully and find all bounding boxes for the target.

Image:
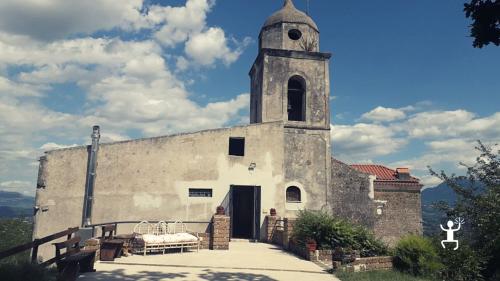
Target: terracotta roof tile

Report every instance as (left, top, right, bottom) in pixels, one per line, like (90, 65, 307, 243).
(350, 164, 419, 182)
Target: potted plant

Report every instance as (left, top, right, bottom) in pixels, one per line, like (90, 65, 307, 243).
(305, 238, 317, 252)
(216, 206, 225, 215)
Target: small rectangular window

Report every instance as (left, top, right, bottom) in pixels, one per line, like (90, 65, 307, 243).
(189, 188, 213, 197)
(229, 137, 245, 156)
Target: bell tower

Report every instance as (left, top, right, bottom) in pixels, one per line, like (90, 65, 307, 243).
(250, 0, 331, 130)
(249, 0, 332, 212)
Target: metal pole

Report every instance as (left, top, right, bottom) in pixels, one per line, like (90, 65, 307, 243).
(82, 126, 100, 227)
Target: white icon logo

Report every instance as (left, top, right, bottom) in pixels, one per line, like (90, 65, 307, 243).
(440, 217, 464, 250)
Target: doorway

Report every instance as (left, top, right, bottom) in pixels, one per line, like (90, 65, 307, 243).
(230, 185, 261, 240)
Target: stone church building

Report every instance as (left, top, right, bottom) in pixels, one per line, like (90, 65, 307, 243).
(33, 0, 422, 259)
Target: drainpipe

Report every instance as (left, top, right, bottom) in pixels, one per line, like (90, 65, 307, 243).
(82, 125, 100, 227)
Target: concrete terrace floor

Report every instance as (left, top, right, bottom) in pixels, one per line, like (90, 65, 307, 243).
(78, 242, 340, 281)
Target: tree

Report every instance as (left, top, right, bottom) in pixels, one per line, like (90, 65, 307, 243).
(429, 141, 500, 280)
(464, 0, 500, 48)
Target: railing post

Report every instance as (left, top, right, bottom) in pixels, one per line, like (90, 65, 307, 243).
(31, 239, 39, 263)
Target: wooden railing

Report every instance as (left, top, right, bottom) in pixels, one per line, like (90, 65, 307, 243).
(0, 220, 212, 264)
(0, 227, 78, 265)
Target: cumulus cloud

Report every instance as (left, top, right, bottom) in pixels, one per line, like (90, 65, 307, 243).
(0, 0, 148, 41)
(360, 106, 406, 122)
(402, 110, 476, 138)
(185, 28, 250, 66)
(0, 0, 252, 195)
(0, 180, 34, 195)
(153, 0, 214, 47)
(334, 105, 500, 187)
(331, 123, 407, 161)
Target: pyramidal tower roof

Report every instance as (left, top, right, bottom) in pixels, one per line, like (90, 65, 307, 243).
(263, 0, 318, 31)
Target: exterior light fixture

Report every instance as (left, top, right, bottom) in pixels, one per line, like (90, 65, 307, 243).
(248, 162, 257, 171)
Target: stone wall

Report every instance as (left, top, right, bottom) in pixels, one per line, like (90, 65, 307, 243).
(334, 256, 393, 272)
(330, 159, 376, 228)
(373, 184, 422, 247)
(284, 129, 330, 217)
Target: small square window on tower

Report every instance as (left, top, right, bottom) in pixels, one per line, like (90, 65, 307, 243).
(229, 137, 245, 156)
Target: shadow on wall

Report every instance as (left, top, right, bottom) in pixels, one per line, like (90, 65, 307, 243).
(79, 268, 278, 281)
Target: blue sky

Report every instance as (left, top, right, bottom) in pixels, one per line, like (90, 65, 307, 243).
(0, 0, 499, 195)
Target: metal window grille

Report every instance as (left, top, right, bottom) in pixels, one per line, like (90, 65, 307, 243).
(189, 188, 213, 197)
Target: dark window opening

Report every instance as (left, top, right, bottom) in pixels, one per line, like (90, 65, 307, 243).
(189, 188, 213, 197)
(229, 137, 245, 156)
(288, 29, 302, 41)
(287, 76, 306, 121)
(286, 186, 301, 202)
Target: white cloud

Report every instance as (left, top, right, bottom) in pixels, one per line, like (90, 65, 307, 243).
(419, 175, 443, 189)
(0, 180, 34, 195)
(40, 143, 78, 151)
(0, 0, 251, 196)
(331, 123, 407, 161)
(185, 27, 246, 66)
(360, 106, 406, 122)
(335, 104, 500, 187)
(402, 110, 476, 138)
(0, 0, 148, 41)
(153, 0, 214, 47)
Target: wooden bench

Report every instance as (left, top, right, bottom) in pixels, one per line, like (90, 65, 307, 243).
(53, 236, 96, 281)
(99, 224, 124, 261)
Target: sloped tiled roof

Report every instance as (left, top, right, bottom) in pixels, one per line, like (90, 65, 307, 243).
(350, 164, 419, 182)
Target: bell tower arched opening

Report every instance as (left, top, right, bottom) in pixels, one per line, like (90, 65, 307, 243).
(287, 76, 306, 121)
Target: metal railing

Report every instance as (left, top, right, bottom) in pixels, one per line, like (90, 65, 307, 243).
(87, 220, 213, 237)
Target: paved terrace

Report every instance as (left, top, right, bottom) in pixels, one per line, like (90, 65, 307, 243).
(78, 242, 340, 281)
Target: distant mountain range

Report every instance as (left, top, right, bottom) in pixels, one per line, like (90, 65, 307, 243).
(0, 191, 34, 218)
(421, 181, 455, 235)
(420, 178, 479, 236)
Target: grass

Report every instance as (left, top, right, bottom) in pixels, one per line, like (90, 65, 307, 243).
(336, 270, 434, 281)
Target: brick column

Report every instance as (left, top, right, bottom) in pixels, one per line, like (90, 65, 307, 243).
(210, 215, 230, 250)
(283, 218, 296, 250)
(265, 215, 280, 243)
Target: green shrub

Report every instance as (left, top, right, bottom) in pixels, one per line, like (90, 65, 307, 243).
(394, 235, 442, 277)
(0, 218, 33, 264)
(0, 261, 57, 281)
(336, 270, 434, 281)
(292, 210, 387, 257)
(438, 241, 485, 281)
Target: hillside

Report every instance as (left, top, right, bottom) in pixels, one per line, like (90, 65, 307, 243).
(421, 178, 481, 236)
(0, 191, 34, 218)
(421, 181, 454, 236)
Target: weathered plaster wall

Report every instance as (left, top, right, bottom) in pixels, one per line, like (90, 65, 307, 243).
(33, 122, 285, 260)
(260, 53, 330, 128)
(260, 23, 319, 52)
(330, 159, 376, 228)
(283, 128, 330, 217)
(373, 186, 423, 247)
(32, 147, 89, 261)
